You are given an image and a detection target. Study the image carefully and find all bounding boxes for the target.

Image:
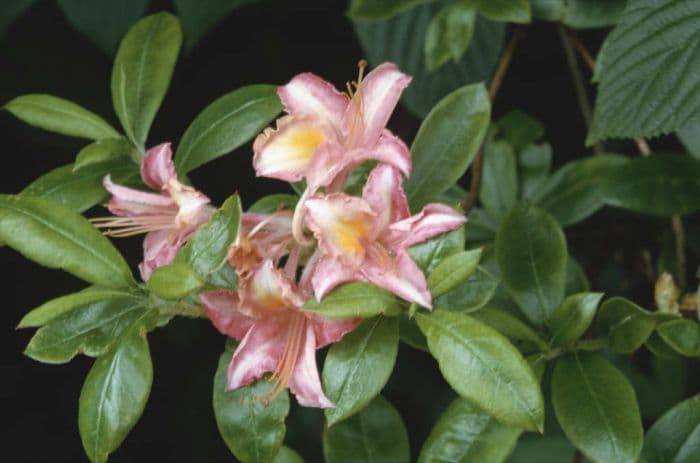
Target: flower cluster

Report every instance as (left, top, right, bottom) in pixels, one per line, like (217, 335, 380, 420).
(99, 62, 466, 408)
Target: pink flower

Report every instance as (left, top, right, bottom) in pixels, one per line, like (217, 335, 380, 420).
(201, 259, 358, 408)
(228, 211, 294, 277)
(305, 164, 466, 308)
(92, 143, 212, 280)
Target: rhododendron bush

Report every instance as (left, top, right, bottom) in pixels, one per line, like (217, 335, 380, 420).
(3, 1, 700, 462)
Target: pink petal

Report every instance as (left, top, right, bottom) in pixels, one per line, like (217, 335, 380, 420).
(141, 142, 176, 190)
(310, 315, 361, 349)
(288, 323, 334, 408)
(370, 130, 412, 177)
(362, 164, 410, 232)
(138, 229, 181, 280)
(241, 259, 304, 316)
(362, 248, 432, 308)
(200, 290, 256, 340)
(104, 175, 176, 216)
(310, 255, 359, 301)
(278, 72, 348, 129)
(227, 319, 285, 390)
(305, 141, 346, 191)
(385, 203, 466, 250)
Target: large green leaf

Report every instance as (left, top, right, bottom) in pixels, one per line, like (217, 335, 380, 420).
(347, 0, 429, 20)
(552, 352, 643, 463)
(474, 0, 531, 23)
(0, 0, 36, 37)
(657, 319, 700, 357)
(304, 282, 402, 319)
(4, 94, 119, 140)
(0, 195, 135, 288)
(596, 297, 657, 353)
(146, 262, 203, 300)
(323, 395, 410, 463)
(175, 85, 282, 174)
(548, 292, 603, 347)
(416, 309, 544, 431)
(273, 447, 304, 463)
(111, 13, 182, 148)
(78, 311, 155, 463)
(495, 203, 568, 325)
(354, 2, 505, 117)
(418, 397, 522, 463)
(427, 248, 482, 298)
(589, 0, 700, 142)
(433, 266, 499, 313)
(678, 120, 700, 159)
(409, 224, 465, 274)
(640, 394, 700, 463)
(174, 0, 258, 50)
(480, 140, 518, 222)
(518, 143, 551, 200)
(424, 2, 477, 71)
(323, 317, 399, 426)
(470, 305, 549, 352)
(563, 0, 626, 28)
(405, 83, 491, 210)
(74, 138, 136, 170)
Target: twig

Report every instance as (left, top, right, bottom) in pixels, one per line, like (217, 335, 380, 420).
(567, 30, 596, 71)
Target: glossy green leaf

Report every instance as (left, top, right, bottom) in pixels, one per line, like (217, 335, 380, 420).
(347, 0, 428, 20)
(640, 394, 700, 463)
(4, 94, 119, 140)
(563, 0, 626, 29)
(409, 224, 465, 274)
(418, 397, 522, 463)
(273, 446, 304, 463)
(57, 0, 149, 54)
(74, 138, 136, 170)
(646, 331, 682, 359)
(213, 347, 289, 463)
(552, 352, 643, 463)
(565, 257, 590, 295)
(174, 0, 258, 50)
(406, 83, 491, 210)
(0, 195, 135, 288)
(111, 13, 182, 148)
(323, 395, 410, 463)
(465, 208, 498, 247)
(248, 194, 298, 214)
(206, 262, 238, 290)
(323, 317, 399, 426)
(428, 248, 482, 298)
(0, 0, 36, 37)
(480, 140, 517, 221)
(657, 319, 700, 357)
(354, 3, 505, 117)
(474, 0, 531, 23)
(175, 85, 282, 174)
(596, 297, 657, 353)
(146, 263, 203, 300)
(507, 433, 580, 463)
(678, 120, 700, 159)
(416, 309, 544, 431)
(518, 143, 552, 200)
(495, 109, 544, 153)
(433, 266, 499, 313)
(470, 305, 549, 352)
(495, 203, 567, 325)
(78, 312, 155, 463)
(603, 154, 700, 217)
(589, 0, 700, 142)
(399, 314, 428, 352)
(304, 282, 402, 319)
(549, 292, 603, 346)
(424, 2, 477, 71)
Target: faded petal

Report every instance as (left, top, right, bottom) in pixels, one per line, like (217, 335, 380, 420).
(385, 203, 466, 250)
(103, 175, 176, 217)
(311, 315, 361, 349)
(288, 323, 334, 408)
(278, 72, 348, 129)
(200, 290, 256, 340)
(362, 248, 432, 308)
(141, 142, 176, 190)
(362, 164, 410, 231)
(241, 259, 304, 316)
(310, 255, 358, 301)
(139, 229, 181, 280)
(227, 320, 285, 390)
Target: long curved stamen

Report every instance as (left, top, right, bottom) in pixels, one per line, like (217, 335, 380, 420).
(292, 188, 315, 246)
(264, 313, 306, 404)
(90, 215, 175, 237)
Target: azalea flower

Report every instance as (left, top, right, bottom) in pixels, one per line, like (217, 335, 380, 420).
(201, 259, 358, 408)
(92, 143, 212, 280)
(228, 211, 294, 277)
(305, 164, 466, 308)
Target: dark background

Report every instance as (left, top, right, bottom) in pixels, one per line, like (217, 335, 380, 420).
(0, 1, 693, 462)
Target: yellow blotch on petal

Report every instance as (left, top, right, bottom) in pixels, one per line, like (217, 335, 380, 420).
(334, 217, 371, 257)
(257, 117, 327, 174)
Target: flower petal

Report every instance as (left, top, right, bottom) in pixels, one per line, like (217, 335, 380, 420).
(362, 164, 410, 231)
(385, 203, 466, 250)
(310, 255, 358, 301)
(200, 290, 256, 340)
(139, 229, 180, 280)
(278, 72, 348, 129)
(362, 248, 432, 308)
(288, 323, 334, 408)
(310, 315, 361, 349)
(241, 259, 304, 315)
(141, 142, 176, 190)
(306, 141, 346, 191)
(104, 175, 176, 216)
(227, 320, 285, 390)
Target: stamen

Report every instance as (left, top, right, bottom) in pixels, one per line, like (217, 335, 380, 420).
(357, 59, 367, 84)
(90, 215, 175, 237)
(263, 313, 306, 404)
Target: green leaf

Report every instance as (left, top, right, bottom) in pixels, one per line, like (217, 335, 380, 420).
(4, 94, 119, 140)
(549, 292, 603, 346)
(213, 347, 289, 463)
(645, 331, 682, 359)
(146, 263, 203, 300)
(418, 397, 522, 463)
(427, 248, 482, 298)
(470, 305, 550, 352)
(495, 203, 568, 325)
(405, 83, 491, 210)
(409, 223, 465, 274)
(273, 446, 304, 463)
(480, 140, 518, 221)
(495, 109, 544, 153)
(111, 13, 182, 148)
(563, 0, 626, 29)
(552, 352, 643, 463)
(602, 154, 700, 217)
(416, 309, 544, 431)
(399, 314, 428, 351)
(175, 85, 282, 174)
(323, 317, 399, 426)
(433, 266, 499, 313)
(323, 395, 410, 463)
(474, 0, 531, 23)
(678, 120, 700, 159)
(534, 154, 628, 226)
(518, 143, 552, 200)
(640, 394, 700, 463)
(0, 195, 135, 288)
(589, 0, 700, 142)
(596, 297, 657, 353)
(57, 0, 149, 55)
(248, 194, 299, 214)
(174, 0, 258, 50)
(507, 433, 580, 463)
(465, 207, 498, 247)
(347, 0, 428, 20)
(424, 2, 477, 71)
(354, 3, 505, 117)
(74, 138, 136, 170)
(565, 257, 590, 295)
(0, 0, 36, 37)
(657, 319, 700, 357)
(78, 311, 155, 463)
(304, 282, 403, 319)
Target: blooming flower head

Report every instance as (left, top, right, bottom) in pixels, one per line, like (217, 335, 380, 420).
(228, 211, 294, 277)
(92, 143, 212, 280)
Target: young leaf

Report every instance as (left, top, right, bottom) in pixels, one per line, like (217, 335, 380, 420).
(146, 263, 203, 300)
(347, 0, 427, 20)
(427, 248, 482, 298)
(323, 316, 399, 426)
(0, 195, 136, 288)
(552, 352, 643, 463)
(656, 319, 700, 357)
(474, 0, 531, 23)
(640, 394, 700, 463)
(174, 0, 258, 51)
(433, 266, 499, 313)
(4, 94, 119, 140)
(596, 297, 657, 353)
(589, 0, 700, 142)
(111, 13, 182, 148)
(417, 398, 522, 463)
(78, 311, 155, 463)
(480, 140, 518, 222)
(548, 292, 603, 347)
(495, 203, 567, 325)
(424, 2, 477, 71)
(74, 138, 136, 170)
(175, 85, 282, 175)
(416, 309, 544, 432)
(213, 347, 290, 463)
(323, 395, 410, 463)
(470, 305, 550, 353)
(304, 282, 403, 319)
(406, 83, 491, 210)
(409, 223, 465, 274)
